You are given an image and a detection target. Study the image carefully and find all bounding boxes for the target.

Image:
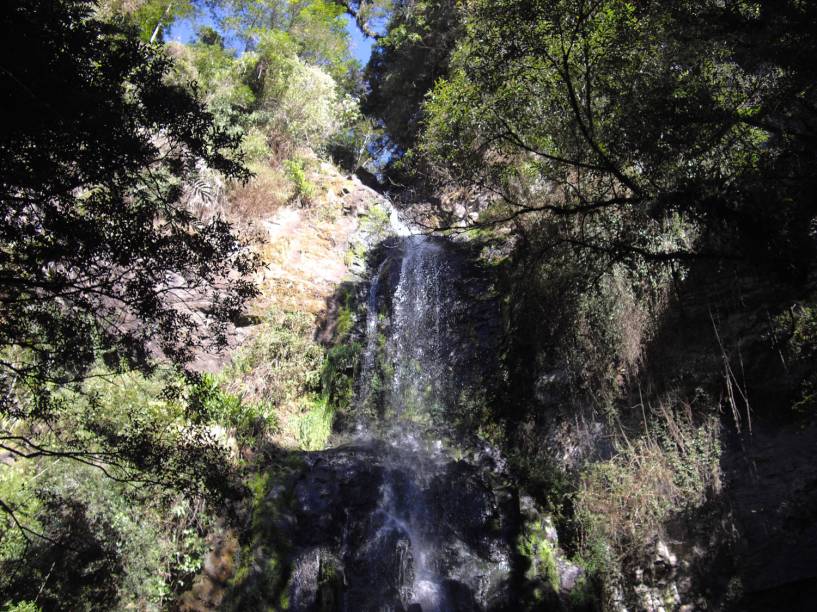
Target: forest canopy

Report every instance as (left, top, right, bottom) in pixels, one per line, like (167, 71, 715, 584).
(419, 0, 817, 275)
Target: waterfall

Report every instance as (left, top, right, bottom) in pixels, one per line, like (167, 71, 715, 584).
(284, 211, 516, 612)
(352, 232, 479, 611)
(387, 236, 453, 418)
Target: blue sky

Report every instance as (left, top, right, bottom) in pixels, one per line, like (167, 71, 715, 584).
(345, 15, 375, 65)
(167, 12, 374, 66)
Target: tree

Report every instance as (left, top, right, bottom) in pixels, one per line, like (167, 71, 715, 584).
(0, 0, 256, 507)
(212, 0, 360, 86)
(98, 0, 198, 42)
(421, 0, 817, 276)
(363, 0, 462, 153)
(0, 494, 125, 610)
(335, 0, 390, 39)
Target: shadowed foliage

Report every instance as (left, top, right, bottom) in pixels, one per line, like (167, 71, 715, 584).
(363, 0, 461, 154)
(421, 0, 817, 276)
(0, 0, 255, 533)
(0, 494, 125, 611)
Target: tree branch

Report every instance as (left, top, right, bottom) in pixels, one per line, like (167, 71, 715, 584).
(335, 0, 382, 40)
(0, 498, 63, 547)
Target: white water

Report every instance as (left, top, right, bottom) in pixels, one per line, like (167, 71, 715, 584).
(286, 203, 514, 611)
(357, 227, 460, 610)
(388, 236, 454, 419)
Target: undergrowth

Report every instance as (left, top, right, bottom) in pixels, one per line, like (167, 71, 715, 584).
(0, 367, 225, 610)
(573, 396, 721, 591)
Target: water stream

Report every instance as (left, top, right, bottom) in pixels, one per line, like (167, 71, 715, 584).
(285, 218, 520, 611)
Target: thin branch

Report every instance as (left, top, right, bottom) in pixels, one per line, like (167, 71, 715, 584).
(335, 0, 382, 40)
(150, 1, 175, 44)
(0, 499, 62, 547)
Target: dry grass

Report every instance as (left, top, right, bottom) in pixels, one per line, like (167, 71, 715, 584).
(226, 163, 292, 224)
(575, 395, 721, 556)
(179, 149, 359, 322)
(578, 439, 679, 551)
(610, 271, 652, 378)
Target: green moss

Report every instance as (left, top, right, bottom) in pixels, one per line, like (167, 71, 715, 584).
(518, 520, 560, 593)
(225, 466, 299, 611)
(335, 305, 355, 340)
(297, 395, 334, 451)
(321, 340, 361, 413)
(316, 557, 343, 612)
(541, 540, 560, 593)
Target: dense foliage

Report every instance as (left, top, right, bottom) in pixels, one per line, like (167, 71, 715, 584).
(421, 0, 817, 274)
(102, 0, 198, 42)
(4, 0, 816, 608)
(363, 0, 461, 153)
(0, 1, 258, 607)
(0, 0, 378, 607)
(0, 0, 255, 385)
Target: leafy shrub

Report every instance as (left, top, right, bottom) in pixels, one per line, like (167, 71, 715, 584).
(272, 61, 352, 152)
(240, 127, 273, 163)
(0, 464, 42, 564)
(188, 373, 276, 442)
(0, 363, 234, 609)
(328, 120, 376, 172)
(771, 304, 817, 416)
(224, 308, 325, 407)
(0, 462, 216, 609)
(0, 493, 125, 611)
(284, 157, 317, 205)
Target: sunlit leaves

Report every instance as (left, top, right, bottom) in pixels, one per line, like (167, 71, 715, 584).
(420, 0, 817, 272)
(212, 0, 358, 83)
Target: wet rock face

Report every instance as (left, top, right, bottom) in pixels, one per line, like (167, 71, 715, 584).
(292, 446, 386, 549)
(428, 462, 503, 560)
(245, 234, 546, 611)
(284, 439, 520, 612)
(356, 235, 502, 424)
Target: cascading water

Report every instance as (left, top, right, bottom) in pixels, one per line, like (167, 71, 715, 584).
(282, 207, 522, 611)
(387, 235, 454, 418)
